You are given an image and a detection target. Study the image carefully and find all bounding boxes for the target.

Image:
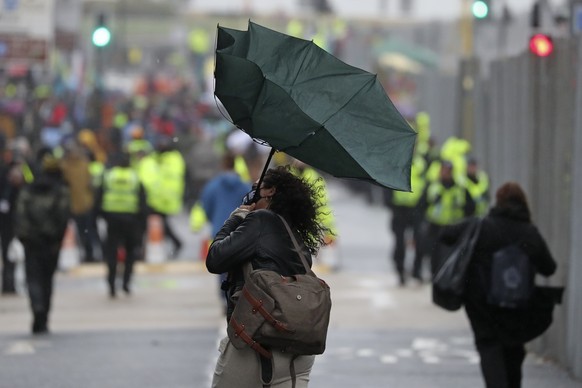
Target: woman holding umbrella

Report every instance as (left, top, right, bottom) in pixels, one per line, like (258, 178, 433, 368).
(206, 166, 329, 388)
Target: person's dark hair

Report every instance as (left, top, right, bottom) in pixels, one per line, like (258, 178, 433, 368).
(261, 166, 328, 255)
(111, 152, 131, 168)
(495, 182, 531, 221)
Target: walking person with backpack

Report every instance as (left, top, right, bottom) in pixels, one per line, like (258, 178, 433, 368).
(206, 166, 331, 388)
(14, 155, 71, 334)
(440, 182, 557, 388)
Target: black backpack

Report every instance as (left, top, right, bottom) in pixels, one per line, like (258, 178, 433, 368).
(16, 184, 69, 243)
(487, 244, 534, 309)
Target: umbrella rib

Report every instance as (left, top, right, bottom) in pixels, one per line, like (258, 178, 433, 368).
(290, 43, 313, 87)
(320, 75, 376, 126)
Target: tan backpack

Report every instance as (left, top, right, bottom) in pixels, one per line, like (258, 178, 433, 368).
(227, 214, 332, 359)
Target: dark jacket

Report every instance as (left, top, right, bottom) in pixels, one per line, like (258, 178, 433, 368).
(442, 204, 556, 301)
(440, 203, 557, 341)
(14, 173, 71, 246)
(206, 209, 311, 321)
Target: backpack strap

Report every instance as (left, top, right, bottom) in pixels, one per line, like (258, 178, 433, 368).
(276, 214, 315, 277)
(241, 213, 315, 280)
(229, 316, 272, 358)
(290, 355, 298, 388)
(242, 286, 294, 333)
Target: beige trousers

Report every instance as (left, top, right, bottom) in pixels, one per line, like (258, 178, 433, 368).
(211, 337, 315, 388)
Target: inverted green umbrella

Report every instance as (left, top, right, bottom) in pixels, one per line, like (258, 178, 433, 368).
(214, 21, 416, 192)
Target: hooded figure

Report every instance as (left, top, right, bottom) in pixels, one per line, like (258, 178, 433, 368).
(200, 153, 252, 237)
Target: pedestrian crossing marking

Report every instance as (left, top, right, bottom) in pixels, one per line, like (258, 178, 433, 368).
(356, 348, 375, 357)
(5, 341, 35, 355)
(380, 355, 398, 364)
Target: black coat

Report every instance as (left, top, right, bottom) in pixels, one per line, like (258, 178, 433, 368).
(206, 209, 312, 321)
(441, 203, 557, 342)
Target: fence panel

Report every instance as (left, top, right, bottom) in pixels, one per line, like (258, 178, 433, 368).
(567, 37, 582, 380)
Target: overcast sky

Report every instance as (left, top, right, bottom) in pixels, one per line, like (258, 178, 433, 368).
(189, 0, 568, 21)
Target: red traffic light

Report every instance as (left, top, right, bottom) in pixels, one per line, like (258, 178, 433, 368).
(529, 34, 553, 57)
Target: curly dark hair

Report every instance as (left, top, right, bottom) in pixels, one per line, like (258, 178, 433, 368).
(261, 166, 329, 255)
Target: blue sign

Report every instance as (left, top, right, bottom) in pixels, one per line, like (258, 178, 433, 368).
(3, 0, 18, 11)
(0, 42, 6, 56)
(575, 4, 582, 34)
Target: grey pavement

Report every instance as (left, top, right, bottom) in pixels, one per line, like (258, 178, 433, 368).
(1, 180, 580, 388)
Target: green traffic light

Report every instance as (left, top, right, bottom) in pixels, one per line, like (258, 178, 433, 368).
(472, 0, 489, 19)
(92, 26, 111, 47)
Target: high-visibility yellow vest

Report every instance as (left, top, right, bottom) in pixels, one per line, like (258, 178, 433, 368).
(136, 154, 159, 209)
(89, 161, 105, 189)
(101, 167, 140, 214)
(425, 182, 466, 226)
(293, 167, 337, 239)
(21, 163, 34, 183)
(234, 155, 251, 183)
(151, 150, 185, 215)
(189, 201, 208, 232)
(392, 155, 426, 207)
(127, 139, 153, 155)
(466, 171, 490, 216)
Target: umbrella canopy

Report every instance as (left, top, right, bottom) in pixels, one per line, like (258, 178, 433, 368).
(214, 21, 417, 191)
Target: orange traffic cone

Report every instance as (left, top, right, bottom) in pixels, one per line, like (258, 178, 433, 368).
(145, 214, 165, 263)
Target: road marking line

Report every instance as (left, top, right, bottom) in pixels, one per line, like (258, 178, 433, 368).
(356, 348, 375, 357)
(5, 341, 35, 355)
(380, 355, 399, 364)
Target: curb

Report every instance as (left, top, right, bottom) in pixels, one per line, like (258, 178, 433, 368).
(65, 261, 334, 278)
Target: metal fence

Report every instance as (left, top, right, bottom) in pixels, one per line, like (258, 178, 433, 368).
(470, 37, 582, 379)
(567, 37, 582, 379)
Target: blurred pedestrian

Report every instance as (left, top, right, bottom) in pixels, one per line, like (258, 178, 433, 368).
(465, 157, 490, 217)
(440, 182, 557, 388)
(150, 137, 185, 258)
(384, 153, 427, 285)
(1, 139, 34, 294)
(14, 155, 70, 334)
(134, 146, 159, 262)
(198, 152, 251, 238)
(417, 161, 475, 279)
(185, 125, 221, 204)
(95, 153, 147, 297)
(425, 136, 472, 183)
(206, 166, 328, 387)
(195, 152, 251, 307)
(60, 141, 100, 263)
(126, 127, 153, 168)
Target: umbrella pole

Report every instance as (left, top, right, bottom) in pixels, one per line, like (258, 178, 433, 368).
(254, 147, 276, 197)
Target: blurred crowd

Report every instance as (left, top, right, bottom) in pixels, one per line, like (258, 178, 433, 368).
(383, 112, 490, 286)
(0, 64, 491, 333)
(0, 68, 277, 332)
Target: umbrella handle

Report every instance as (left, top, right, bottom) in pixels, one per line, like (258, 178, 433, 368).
(250, 148, 276, 204)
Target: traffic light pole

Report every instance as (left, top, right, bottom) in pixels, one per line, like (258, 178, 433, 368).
(461, 0, 474, 57)
(458, 0, 477, 143)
